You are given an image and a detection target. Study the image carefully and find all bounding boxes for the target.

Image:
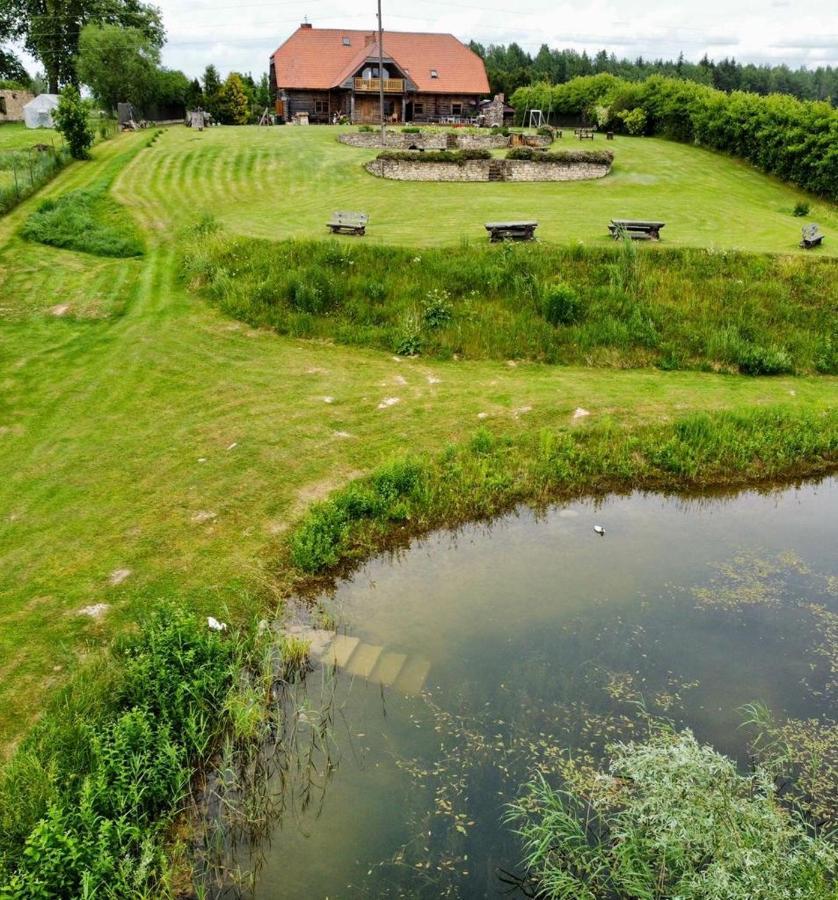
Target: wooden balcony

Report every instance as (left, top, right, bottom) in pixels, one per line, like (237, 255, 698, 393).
(354, 77, 405, 93)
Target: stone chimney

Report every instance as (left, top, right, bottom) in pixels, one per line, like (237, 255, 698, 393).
(300, 22, 312, 29)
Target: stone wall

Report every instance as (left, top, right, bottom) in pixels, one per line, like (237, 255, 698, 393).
(0, 89, 35, 124)
(365, 157, 612, 182)
(339, 132, 552, 151)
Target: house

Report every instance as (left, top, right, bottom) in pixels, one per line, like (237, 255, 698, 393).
(0, 89, 35, 124)
(270, 24, 490, 124)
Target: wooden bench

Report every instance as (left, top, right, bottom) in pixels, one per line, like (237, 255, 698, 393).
(327, 211, 369, 236)
(577, 129, 595, 141)
(609, 219, 666, 241)
(800, 223, 824, 249)
(485, 221, 538, 242)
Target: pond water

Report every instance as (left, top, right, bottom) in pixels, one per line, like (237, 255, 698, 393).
(225, 477, 837, 898)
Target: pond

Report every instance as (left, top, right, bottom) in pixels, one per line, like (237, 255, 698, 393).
(217, 477, 837, 898)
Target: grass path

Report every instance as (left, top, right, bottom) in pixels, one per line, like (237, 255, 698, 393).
(0, 129, 836, 751)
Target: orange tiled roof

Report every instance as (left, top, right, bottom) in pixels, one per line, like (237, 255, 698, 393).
(272, 26, 490, 95)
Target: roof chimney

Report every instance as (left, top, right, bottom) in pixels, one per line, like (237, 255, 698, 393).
(300, 21, 312, 29)
(365, 33, 375, 46)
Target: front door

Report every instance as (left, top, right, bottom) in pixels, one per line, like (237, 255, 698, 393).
(353, 96, 401, 124)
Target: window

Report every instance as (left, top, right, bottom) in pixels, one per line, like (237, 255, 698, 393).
(0, 97, 6, 115)
(452, 102, 462, 115)
(342, 37, 351, 45)
(414, 102, 425, 115)
(430, 69, 438, 78)
(314, 99, 328, 113)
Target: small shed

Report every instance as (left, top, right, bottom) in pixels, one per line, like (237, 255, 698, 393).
(0, 89, 35, 123)
(23, 94, 60, 129)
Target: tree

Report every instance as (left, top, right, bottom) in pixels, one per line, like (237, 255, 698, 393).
(217, 72, 249, 125)
(154, 67, 190, 113)
(0, 0, 164, 93)
(54, 84, 94, 159)
(202, 64, 221, 118)
(185, 77, 203, 110)
(0, 48, 29, 84)
(76, 24, 159, 112)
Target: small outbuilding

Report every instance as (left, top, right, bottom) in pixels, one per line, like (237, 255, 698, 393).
(23, 94, 60, 129)
(0, 89, 35, 123)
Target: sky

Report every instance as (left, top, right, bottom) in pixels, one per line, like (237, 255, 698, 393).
(13, 0, 838, 80)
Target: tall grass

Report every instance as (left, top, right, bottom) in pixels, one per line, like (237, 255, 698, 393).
(286, 405, 837, 575)
(21, 180, 144, 257)
(183, 232, 837, 375)
(0, 605, 284, 897)
(506, 724, 838, 899)
(0, 146, 71, 216)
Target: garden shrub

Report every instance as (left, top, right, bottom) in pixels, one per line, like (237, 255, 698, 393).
(401, 126, 421, 133)
(506, 147, 614, 165)
(376, 149, 491, 164)
(618, 106, 647, 134)
(541, 281, 584, 326)
(736, 343, 794, 375)
(793, 200, 810, 217)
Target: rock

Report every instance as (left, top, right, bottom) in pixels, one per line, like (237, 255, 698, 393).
(108, 568, 131, 586)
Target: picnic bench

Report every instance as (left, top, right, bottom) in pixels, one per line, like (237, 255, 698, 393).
(800, 223, 824, 249)
(485, 221, 538, 242)
(609, 219, 666, 241)
(327, 211, 369, 236)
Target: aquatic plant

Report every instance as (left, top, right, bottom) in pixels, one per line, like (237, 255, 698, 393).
(507, 725, 838, 899)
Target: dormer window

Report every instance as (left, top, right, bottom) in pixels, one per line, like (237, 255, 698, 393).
(430, 69, 439, 78)
(342, 37, 351, 45)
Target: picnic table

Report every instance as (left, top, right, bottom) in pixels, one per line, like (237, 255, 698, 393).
(800, 223, 824, 249)
(609, 219, 666, 241)
(327, 211, 368, 236)
(485, 221, 538, 242)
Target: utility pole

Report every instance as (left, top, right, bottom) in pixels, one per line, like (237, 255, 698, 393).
(377, 0, 385, 142)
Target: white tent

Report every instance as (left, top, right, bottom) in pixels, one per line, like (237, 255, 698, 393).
(23, 94, 60, 129)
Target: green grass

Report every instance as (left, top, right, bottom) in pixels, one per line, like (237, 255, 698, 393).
(115, 125, 838, 253)
(0, 127, 835, 754)
(185, 232, 837, 373)
(22, 182, 144, 257)
(0, 124, 835, 890)
(0, 123, 61, 152)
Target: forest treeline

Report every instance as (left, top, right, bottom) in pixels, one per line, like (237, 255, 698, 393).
(469, 42, 838, 107)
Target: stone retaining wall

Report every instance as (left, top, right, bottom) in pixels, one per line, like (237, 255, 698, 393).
(364, 157, 612, 182)
(339, 132, 552, 151)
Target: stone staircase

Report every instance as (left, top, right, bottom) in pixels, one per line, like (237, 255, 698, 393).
(284, 626, 431, 695)
(488, 159, 507, 182)
(445, 132, 458, 150)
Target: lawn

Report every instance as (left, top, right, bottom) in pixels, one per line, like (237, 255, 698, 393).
(0, 126, 835, 752)
(0, 122, 61, 151)
(115, 124, 838, 253)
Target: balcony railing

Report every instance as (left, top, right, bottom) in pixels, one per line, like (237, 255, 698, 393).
(354, 77, 405, 93)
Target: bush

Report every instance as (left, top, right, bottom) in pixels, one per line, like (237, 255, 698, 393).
(736, 343, 794, 376)
(506, 147, 614, 165)
(793, 200, 810, 217)
(376, 149, 491, 164)
(401, 126, 422, 133)
(618, 106, 647, 135)
(53, 85, 94, 160)
(508, 726, 838, 900)
(541, 282, 583, 326)
(358, 124, 375, 132)
(422, 289, 453, 328)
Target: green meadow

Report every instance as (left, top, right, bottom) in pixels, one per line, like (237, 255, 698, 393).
(0, 123, 835, 756)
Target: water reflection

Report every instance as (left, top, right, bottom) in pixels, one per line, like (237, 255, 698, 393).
(206, 478, 838, 898)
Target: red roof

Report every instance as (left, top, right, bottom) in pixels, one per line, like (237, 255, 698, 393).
(272, 26, 490, 95)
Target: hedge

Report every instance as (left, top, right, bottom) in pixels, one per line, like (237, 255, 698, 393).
(375, 149, 492, 164)
(506, 147, 614, 165)
(511, 74, 838, 199)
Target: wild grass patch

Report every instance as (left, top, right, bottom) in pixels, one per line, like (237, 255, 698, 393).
(184, 233, 837, 374)
(22, 181, 143, 257)
(0, 147, 71, 216)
